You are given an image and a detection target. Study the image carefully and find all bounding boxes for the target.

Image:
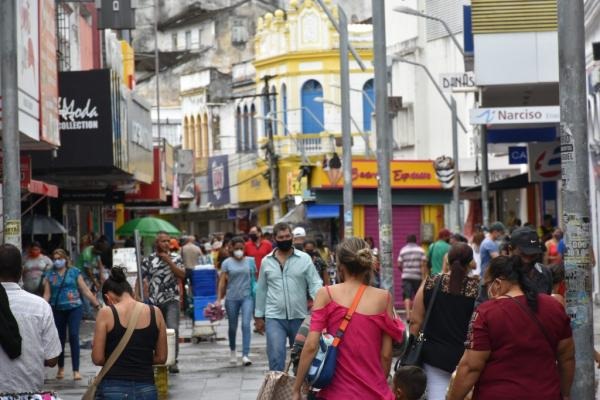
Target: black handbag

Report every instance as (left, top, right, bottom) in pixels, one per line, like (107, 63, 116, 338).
(396, 275, 443, 369)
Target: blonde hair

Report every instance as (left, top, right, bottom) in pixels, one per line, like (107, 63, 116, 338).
(336, 237, 373, 277)
(52, 248, 71, 266)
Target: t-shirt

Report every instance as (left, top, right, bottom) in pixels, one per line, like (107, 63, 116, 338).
(141, 252, 184, 305)
(466, 294, 572, 400)
(398, 243, 426, 281)
(45, 268, 82, 310)
(244, 240, 273, 273)
(0, 283, 62, 393)
(181, 243, 202, 269)
(221, 257, 254, 301)
(479, 238, 499, 276)
(21, 255, 53, 294)
(428, 240, 450, 275)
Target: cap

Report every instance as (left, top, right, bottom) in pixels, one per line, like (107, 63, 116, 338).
(292, 227, 306, 238)
(510, 227, 542, 255)
(489, 221, 506, 233)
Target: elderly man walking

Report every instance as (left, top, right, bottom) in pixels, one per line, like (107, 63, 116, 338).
(0, 244, 61, 393)
(254, 222, 322, 371)
(141, 231, 185, 373)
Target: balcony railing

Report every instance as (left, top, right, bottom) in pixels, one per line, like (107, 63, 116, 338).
(258, 131, 373, 159)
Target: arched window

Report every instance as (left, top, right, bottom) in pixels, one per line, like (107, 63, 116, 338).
(236, 107, 242, 152)
(251, 104, 257, 150)
(362, 79, 375, 132)
(262, 86, 269, 136)
(301, 79, 324, 134)
(270, 85, 278, 135)
(194, 115, 201, 158)
(202, 113, 209, 157)
(281, 83, 288, 135)
(183, 116, 190, 149)
(243, 105, 249, 152)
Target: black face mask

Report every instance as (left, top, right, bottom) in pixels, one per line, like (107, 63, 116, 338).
(294, 243, 304, 251)
(305, 250, 314, 257)
(276, 239, 293, 251)
(249, 233, 258, 242)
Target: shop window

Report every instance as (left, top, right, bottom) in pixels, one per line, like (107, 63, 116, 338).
(301, 79, 324, 134)
(281, 83, 288, 135)
(362, 79, 375, 132)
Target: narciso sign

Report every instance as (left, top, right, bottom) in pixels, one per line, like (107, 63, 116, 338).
(470, 106, 560, 125)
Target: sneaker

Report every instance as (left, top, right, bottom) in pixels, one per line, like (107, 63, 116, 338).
(242, 356, 252, 366)
(230, 350, 237, 365)
(168, 363, 180, 374)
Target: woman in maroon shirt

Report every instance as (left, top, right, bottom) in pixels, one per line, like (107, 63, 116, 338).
(447, 255, 575, 400)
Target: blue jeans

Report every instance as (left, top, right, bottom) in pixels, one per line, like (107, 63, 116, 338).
(96, 379, 157, 400)
(265, 318, 304, 371)
(53, 305, 83, 371)
(225, 296, 254, 357)
(157, 300, 180, 361)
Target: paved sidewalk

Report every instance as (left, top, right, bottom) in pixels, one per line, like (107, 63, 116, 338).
(44, 317, 269, 400)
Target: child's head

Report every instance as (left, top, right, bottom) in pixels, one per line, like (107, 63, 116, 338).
(393, 366, 427, 400)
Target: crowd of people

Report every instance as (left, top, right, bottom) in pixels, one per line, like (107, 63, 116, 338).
(0, 215, 590, 399)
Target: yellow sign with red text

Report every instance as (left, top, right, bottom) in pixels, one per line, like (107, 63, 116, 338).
(317, 160, 445, 189)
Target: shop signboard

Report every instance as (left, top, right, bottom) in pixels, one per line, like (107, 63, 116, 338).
(127, 95, 153, 184)
(470, 106, 560, 125)
(0, 155, 31, 188)
(97, 0, 136, 30)
(528, 141, 561, 182)
(440, 72, 475, 93)
(39, 0, 59, 146)
(508, 146, 528, 164)
(317, 159, 444, 189)
(176, 149, 195, 201)
(207, 155, 230, 206)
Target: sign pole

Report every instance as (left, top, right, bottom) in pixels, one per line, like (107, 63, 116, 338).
(1, 0, 22, 249)
(480, 126, 490, 228)
(339, 5, 353, 239)
(372, 0, 394, 292)
(134, 229, 144, 301)
(558, 0, 594, 397)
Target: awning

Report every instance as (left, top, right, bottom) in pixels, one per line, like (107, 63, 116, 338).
(306, 204, 340, 219)
(464, 173, 530, 192)
(27, 180, 59, 198)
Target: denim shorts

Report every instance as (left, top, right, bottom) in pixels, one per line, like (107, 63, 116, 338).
(96, 379, 157, 400)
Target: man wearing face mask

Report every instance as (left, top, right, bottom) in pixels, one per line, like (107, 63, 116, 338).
(244, 226, 272, 275)
(292, 227, 307, 251)
(21, 242, 53, 296)
(254, 222, 322, 372)
(508, 227, 553, 295)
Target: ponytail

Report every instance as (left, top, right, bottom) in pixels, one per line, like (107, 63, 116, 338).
(512, 256, 539, 312)
(447, 243, 473, 295)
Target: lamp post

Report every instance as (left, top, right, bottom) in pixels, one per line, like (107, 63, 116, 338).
(393, 57, 464, 232)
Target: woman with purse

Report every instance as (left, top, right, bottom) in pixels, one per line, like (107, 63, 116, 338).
(43, 248, 101, 380)
(292, 238, 404, 400)
(447, 256, 574, 400)
(91, 267, 167, 399)
(409, 243, 479, 399)
(216, 236, 256, 366)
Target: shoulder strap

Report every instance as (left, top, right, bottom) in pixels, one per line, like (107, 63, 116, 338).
(52, 269, 69, 309)
(506, 296, 555, 355)
(93, 302, 144, 385)
(332, 284, 367, 347)
(420, 275, 443, 336)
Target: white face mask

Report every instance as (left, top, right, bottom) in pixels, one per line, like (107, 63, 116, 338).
(233, 249, 244, 259)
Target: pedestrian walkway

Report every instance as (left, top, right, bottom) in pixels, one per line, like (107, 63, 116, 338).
(43, 317, 268, 400)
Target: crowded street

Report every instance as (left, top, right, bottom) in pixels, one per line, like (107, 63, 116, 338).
(2, 0, 600, 399)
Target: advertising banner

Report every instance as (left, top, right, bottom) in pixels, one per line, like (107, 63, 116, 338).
(177, 149, 195, 201)
(528, 141, 561, 182)
(207, 155, 230, 206)
(127, 95, 153, 184)
(39, 0, 59, 146)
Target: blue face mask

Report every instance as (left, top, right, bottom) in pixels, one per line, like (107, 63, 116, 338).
(53, 259, 66, 269)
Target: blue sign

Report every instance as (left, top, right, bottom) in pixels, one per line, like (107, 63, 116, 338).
(508, 146, 528, 164)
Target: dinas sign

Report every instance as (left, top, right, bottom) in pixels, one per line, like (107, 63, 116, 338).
(439, 72, 476, 93)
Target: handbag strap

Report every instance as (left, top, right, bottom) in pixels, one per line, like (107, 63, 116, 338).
(93, 302, 145, 385)
(419, 275, 443, 337)
(52, 269, 69, 309)
(505, 295, 555, 355)
(332, 284, 367, 347)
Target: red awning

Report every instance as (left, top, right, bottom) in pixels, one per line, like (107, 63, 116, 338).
(27, 180, 59, 198)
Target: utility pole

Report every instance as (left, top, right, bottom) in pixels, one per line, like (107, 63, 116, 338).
(154, 0, 161, 140)
(263, 75, 281, 222)
(372, 0, 393, 292)
(480, 126, 490, 228)
(339, 6, 353, 239)
(558, 1, 594, 398)
(1, 0, 22, 249)
(451, 97, 461, 232)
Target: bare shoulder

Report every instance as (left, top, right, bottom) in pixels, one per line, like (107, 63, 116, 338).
(367, 286, 391, 306)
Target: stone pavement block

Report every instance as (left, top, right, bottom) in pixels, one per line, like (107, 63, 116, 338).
(241, 378, 264, 391)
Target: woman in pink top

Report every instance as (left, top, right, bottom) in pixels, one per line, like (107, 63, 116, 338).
(293, 238, 405, 400)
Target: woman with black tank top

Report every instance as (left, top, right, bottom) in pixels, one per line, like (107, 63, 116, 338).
(92, 267, 167, 399)
(410, 243, 480, 400)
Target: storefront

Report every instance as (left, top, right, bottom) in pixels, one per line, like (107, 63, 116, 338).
(311, 159, 450, 306)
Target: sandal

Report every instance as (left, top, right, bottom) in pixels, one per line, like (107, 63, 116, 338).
(73, 371, 82, 381)
(56, 369, 64, 380)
